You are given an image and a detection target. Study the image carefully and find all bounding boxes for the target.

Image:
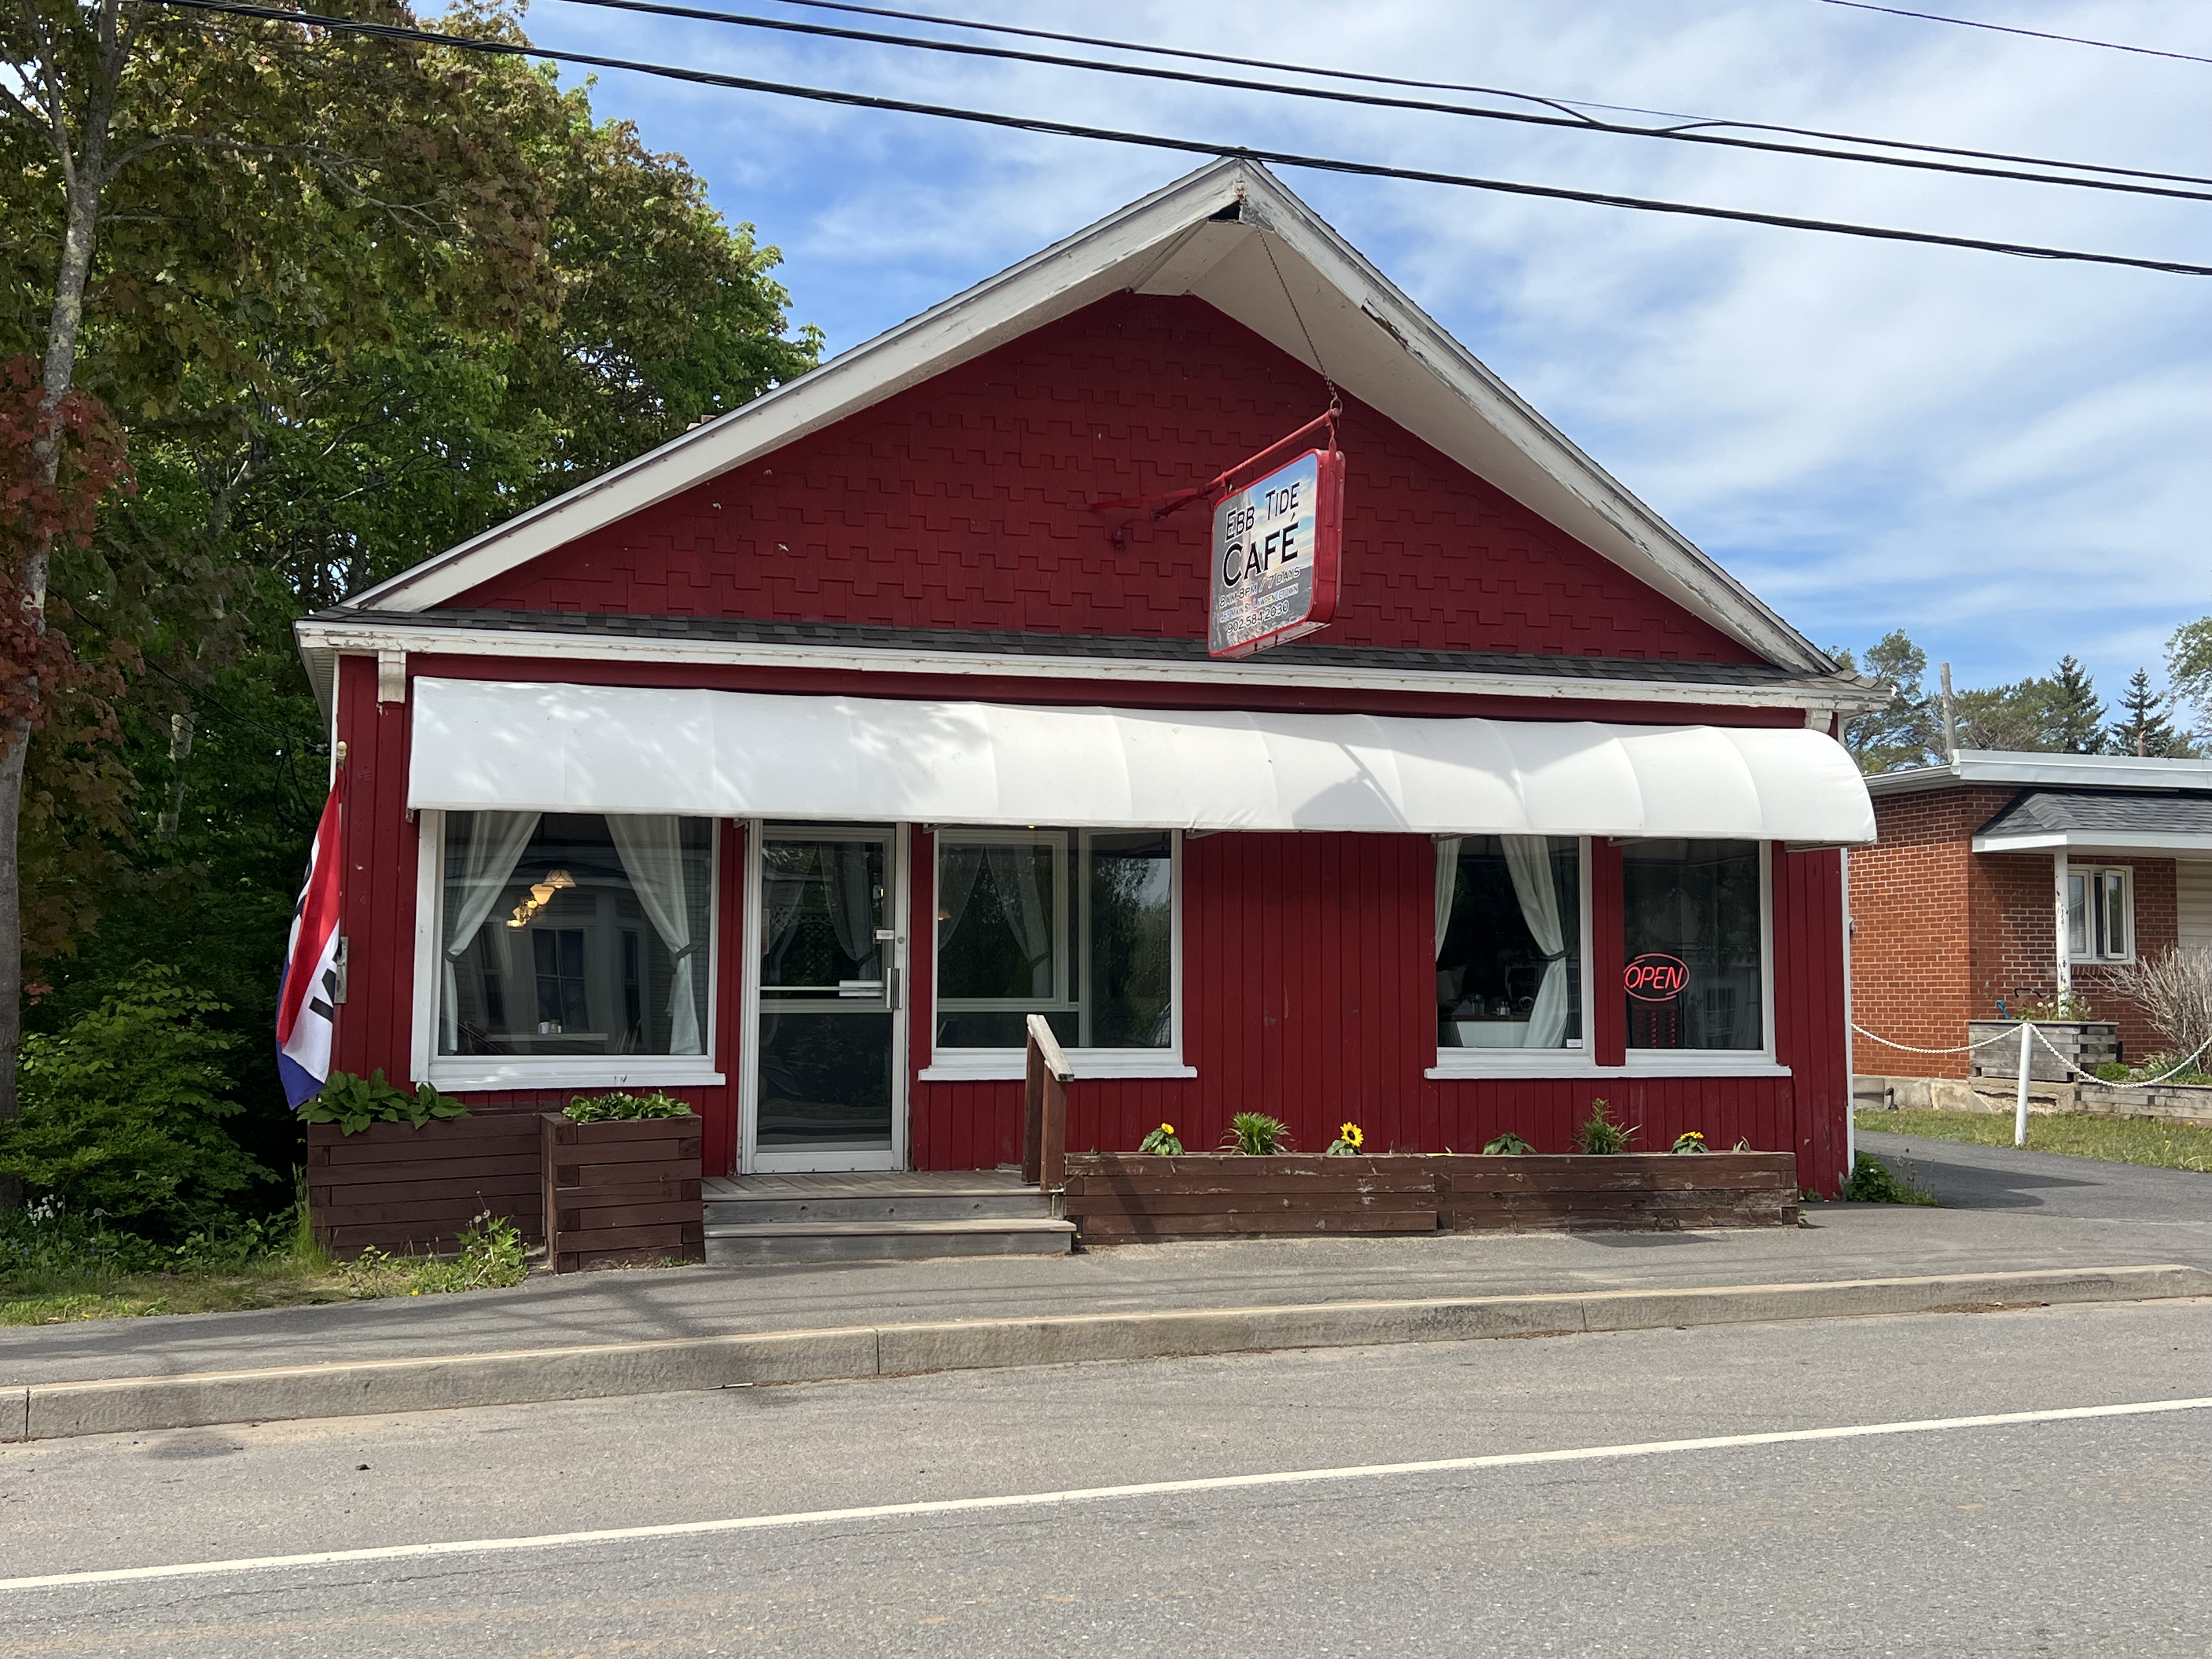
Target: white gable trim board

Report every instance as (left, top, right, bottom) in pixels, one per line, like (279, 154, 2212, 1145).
(332, 160, 1831, 675)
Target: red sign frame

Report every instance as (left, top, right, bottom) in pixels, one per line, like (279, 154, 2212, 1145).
(1207, 444, 1346, 659)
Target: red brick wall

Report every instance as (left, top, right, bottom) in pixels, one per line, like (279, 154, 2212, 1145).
(455, 293, 1760, 664)
(1850, 785, 2181, 1075)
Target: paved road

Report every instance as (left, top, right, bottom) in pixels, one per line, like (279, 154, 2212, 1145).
(1858, 1124, 2212, 1223)
(4, 1295, 2207, 1655)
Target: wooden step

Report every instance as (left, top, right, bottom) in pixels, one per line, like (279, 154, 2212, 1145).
(703, 1217, 1076, 1264)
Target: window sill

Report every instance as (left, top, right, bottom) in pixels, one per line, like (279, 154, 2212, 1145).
(1428, 1056, 1791, 1081)
(426, 1060, 726, 1092)
(919, 1052, 1198, 1083)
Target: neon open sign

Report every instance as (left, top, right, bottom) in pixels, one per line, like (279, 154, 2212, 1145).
(1623, 952, 1689, 1001)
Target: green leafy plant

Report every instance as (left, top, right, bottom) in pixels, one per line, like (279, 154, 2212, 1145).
(1574, 1099, 1638, 1155)
(0, 966, 270, 1229)
(1324, 1121, 1365, 1156)
(1671, 1131, 1710, 1154)
(340, 1213, 531, 1298)
(1842, 1152, 1937, 1205)
(2015, 989, 2093, 1022)
(1222, 1112, 1291, 1155)
(1482, 1131, 1534, 1156)
(298, 1070, 469, 1135)
(2094, 1061, 2134, 1082)
(1136, 1122, 1184, 1155)
(564, 1091, 693, 1123)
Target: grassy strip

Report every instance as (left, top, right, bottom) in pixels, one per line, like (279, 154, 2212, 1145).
(1857, 1108, 2212, 1174)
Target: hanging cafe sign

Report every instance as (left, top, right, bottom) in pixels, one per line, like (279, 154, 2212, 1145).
(1090, 408, 1347, 659)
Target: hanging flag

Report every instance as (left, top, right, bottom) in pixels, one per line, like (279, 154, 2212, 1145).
(276, 770, 346, 1108)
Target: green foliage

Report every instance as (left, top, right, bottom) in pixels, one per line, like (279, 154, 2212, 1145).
(1136, 1122, 1183, 1155)
(297, 1070, 469, 1135)
(1482, 1131, 1534, 1156)
(1832, 631, 1939, 773)
(2107, 667, 2196, 758)
(1573, 1099, 1638, 1155)
(1842, 1152, 1938, 1205)
(343, 1212, 529, 1296)
(2168, 617, 2212, 743)
(2094, 1061, 2134, 1082)
(1222, 1112, 1291, 1156)
(1671, 1130, 1710, 1154)
(0, 965, 269, 1229)
(1859, 1108, 2212, 1173)
(564, 1091, 692, 1123)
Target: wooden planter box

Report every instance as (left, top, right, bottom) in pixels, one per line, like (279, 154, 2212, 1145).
(1967, 1020, 2118, 1082)
(1060, 1152, 1796, 1244)
(308, 1115, 544, 1260)
(541, 1113, 704, 1273)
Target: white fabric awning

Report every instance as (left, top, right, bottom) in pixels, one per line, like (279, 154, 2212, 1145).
(408, 679, 1875, 843)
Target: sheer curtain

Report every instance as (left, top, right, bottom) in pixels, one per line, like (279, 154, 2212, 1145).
(986, 844, 1054, 996)
(607, 815, 703, 1054)
(442, 810, 541, 1051)
(1503, 836, 1570, 1048)
(824, 843, 880, 975)
(1432, 837, 1462, 960)
(936, 842, 983, 944)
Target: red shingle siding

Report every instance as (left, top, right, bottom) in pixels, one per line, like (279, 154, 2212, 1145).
(1850, 786, 2181, 1076)
(455, 294, 1759, 664)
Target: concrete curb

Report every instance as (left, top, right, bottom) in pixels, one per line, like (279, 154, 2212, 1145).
(7, 1264, 2207, 1443)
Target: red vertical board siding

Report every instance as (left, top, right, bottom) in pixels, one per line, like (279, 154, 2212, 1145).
(332, 654, 417, 1083)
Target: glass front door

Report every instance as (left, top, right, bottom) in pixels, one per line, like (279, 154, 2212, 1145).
(750, 827, 902, 1171)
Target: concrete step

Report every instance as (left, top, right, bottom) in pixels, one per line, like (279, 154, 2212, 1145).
(703, 1217, 1076, 1265)
(704, 1190, 1056, 1226)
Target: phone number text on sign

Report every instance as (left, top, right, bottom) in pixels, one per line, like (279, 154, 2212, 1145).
(1208, 447, 1344, 658)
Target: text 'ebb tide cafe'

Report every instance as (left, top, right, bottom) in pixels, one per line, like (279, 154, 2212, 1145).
(297, 161, 1883, 1197)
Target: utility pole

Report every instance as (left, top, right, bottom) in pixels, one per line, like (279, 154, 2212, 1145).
(1939, 662, 1958, 761)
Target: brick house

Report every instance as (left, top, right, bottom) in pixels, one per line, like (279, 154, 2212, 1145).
(1849, 750, 2212, 1082)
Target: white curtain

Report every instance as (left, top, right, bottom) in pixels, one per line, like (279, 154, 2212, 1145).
(1433, 837, 1462, 959)
(937, 842, 984, 942)
(1503, 835, 1570, 1048)
(441, 810, 541, 1051)
(986, 843, 1054, 996)
(824, 844, 880, 973)
(607, 815, 703, 1054)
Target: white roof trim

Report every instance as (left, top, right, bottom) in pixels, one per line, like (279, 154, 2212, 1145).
(337, 159, 1829, 673)
(1972, 830, 2212, 855)
(1871, 749, 2212, 797)
(407, 679, 1877, 842)
(294, 616, 1884, 724)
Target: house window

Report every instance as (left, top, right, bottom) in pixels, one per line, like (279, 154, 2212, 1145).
(438, 812, 714, 1058)
(2066, 866, 2132, 962)
(1622, 839, 1765, 1052)
(934, 830, 1176, 1051)
(1435, 836, 1584, 1051)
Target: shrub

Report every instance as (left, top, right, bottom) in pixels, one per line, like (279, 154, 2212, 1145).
(1574, 1099, 1638, 1155)
(1324, 1121, 1364, 1156)
(1482, 1131, 1533, 1155)
(2103, 947, 2212, 1068)
(0, 965, 269, 1231)
(565, 1091, 693, 1123)
(1842, 1152, 1937, 1205)
(1222, 1112, 1291, 1155)
(341, 1212, 530, 1297)
(299, 1070, 469, 1135)
(1136, 1122, 1183, 1155)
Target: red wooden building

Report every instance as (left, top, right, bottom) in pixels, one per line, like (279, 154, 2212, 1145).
(298, 160, 1881, 1206)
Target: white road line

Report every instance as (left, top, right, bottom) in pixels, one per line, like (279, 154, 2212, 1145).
(7, 1395, 2209, 1593)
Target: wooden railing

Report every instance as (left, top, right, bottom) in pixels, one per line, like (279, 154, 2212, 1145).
(1022, 1013, 1072, 1190)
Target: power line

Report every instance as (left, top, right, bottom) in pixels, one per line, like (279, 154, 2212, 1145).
(146, 0, 2212, 280)
(1824, 1, 2212, 68)
(541, 0, 2212, 205)
(735, 0, 2212, 191)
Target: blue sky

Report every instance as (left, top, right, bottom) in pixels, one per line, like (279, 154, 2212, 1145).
(523, 0, 2212, 710)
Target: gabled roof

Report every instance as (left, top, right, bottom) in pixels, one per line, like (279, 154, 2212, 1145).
(1972, 787, 2212, 855)
(339, 159, 1832, 674)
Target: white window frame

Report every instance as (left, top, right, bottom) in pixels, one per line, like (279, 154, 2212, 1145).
(411, 809, 726, 1092)
(1426, 837, 1788, 1081)
(920, 827, 1194, 1082)
(1427, 837, 1599, 1080)
(2066, 864, 2135, 965)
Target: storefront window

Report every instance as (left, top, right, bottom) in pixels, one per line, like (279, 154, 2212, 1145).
(1435, 836, 1583, 1051)
(1622, 839, 1764, 1052)
(439, 812, 713, 1057)
(935, 830, 1174, 1050)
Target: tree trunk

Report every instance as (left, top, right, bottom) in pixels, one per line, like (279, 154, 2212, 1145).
(0, 0, 126, 1212)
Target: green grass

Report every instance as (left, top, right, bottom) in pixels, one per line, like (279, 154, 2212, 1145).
(1856, 1108, 2212, 1175)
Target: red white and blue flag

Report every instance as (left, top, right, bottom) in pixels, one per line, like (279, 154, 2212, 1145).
(276, 772, 345, 1108)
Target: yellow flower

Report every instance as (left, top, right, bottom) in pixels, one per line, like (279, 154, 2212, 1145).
(1341, 1122, 1364, 1147)
(1160, 1122, 1175, 1135)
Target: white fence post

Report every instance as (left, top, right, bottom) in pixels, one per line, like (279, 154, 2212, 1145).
(2015, 1022, 2034, 1149)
